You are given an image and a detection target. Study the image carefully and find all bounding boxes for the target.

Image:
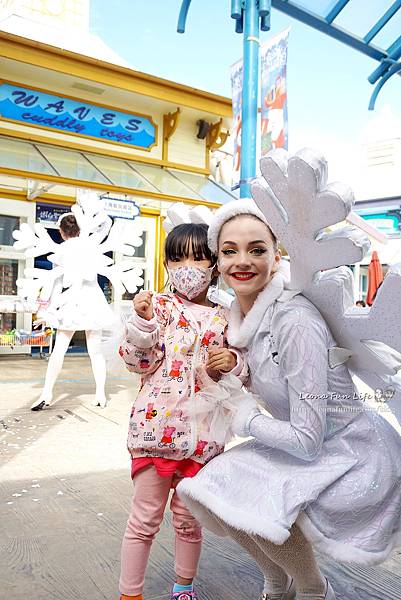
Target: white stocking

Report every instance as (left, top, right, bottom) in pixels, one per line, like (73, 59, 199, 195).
(86, 329, 107, 407)
(34, 330, 75, 406)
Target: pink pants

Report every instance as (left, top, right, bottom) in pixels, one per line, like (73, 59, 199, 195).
(119, 465, 203, 596)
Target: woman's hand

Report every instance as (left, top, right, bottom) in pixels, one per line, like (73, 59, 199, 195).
(207, 348, 237, 373)
(133, 291, 154, 321)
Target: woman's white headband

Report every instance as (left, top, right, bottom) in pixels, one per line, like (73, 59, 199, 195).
(207, 198, 271, 254)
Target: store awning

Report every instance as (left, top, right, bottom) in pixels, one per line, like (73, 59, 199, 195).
(0, 135, 237, 208)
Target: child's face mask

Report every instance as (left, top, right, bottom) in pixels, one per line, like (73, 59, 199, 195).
(168, 264, 215, 300)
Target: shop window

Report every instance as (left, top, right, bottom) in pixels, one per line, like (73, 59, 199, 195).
(134, 231, 147, 259)
(360, 272, 368, 295)
(0, 259, 18, 295)
(0, 215, 20, 246)
(0, 312, 16, 335)
(122, 268, 145, 301)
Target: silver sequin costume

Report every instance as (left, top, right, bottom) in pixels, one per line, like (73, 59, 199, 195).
(178, 273, 401, 565)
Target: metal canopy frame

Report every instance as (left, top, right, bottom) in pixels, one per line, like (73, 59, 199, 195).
(178, 1, 401, 110)
(271, 0, 401, 109)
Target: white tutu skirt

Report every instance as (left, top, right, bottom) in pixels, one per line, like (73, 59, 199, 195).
(42, 281, 116, 331)
(178, 410, 401, 566)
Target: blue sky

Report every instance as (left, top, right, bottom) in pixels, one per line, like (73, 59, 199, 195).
(90, 1, 401, 184)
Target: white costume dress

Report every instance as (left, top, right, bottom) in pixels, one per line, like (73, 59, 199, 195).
(178, 271, 401, 565)
(39, 235, 116, 332)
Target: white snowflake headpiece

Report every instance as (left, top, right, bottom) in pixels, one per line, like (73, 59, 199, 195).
(207, 198, 271, 254)
(163, 202, 213, 234)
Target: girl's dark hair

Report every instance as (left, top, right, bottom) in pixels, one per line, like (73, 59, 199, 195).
(59, 214, 80, 238)
(164, 223, 216, 264)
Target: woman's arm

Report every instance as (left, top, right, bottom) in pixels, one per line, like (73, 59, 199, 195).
(243, 307, 329, 461)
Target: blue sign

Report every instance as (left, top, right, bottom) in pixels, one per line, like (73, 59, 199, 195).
(0, 82, 157, 150)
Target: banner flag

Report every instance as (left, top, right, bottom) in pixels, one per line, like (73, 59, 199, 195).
(260, 28, 290, 156)
(230, 58, 243, 189)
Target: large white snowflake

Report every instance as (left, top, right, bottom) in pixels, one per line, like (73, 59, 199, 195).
(13, 190, 144, 322)
(252, 148, 401, 420)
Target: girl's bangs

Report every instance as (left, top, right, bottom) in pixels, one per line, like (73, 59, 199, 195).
(165, 224, 213, 262)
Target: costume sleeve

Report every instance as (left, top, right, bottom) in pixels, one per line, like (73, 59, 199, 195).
(121, 296, 168, 375)
(249, 307, 329, 462)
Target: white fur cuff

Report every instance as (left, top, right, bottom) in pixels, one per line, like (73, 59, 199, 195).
(231, 396, 261, 438)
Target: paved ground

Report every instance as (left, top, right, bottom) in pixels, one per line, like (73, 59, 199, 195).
(1, 354, 401, 600)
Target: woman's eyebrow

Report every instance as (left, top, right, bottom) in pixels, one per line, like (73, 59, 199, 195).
(221, 240, 238, 245)
(248, 240, 268, 244)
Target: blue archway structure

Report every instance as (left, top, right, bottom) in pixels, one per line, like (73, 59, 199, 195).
(177, 0, 401, 196)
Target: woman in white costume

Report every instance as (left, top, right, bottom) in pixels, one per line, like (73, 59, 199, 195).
(31, 213, 113, 411)
(178, 199, 401, 600)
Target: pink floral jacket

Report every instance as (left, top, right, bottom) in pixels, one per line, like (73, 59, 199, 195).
(120, 293, 247, 464)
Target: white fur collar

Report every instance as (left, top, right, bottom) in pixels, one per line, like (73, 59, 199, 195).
(227, 262, 294, 348)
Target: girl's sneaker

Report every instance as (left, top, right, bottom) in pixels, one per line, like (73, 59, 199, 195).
(170, 589, 198, 600)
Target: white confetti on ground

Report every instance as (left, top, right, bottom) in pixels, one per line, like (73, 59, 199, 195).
(31, 484, 40, 488)
(97, 513, 103, 516)
(57, 491, 63, 496)
(32, 498, 39, 502)
(7, 502, 13, 505)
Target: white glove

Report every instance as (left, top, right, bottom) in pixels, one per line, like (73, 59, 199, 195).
(231, 393, 261, 438)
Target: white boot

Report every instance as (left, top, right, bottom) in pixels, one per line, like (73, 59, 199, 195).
(260, 578, 296, 600)
(296, 579, 335, 600)
(91, 393, 107, 408)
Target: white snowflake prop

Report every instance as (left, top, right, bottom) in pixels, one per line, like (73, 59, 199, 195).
(252, 148, 401, 418)
(12, 190, 144, 328)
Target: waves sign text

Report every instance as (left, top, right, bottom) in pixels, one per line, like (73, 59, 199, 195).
(0, 83, 157, 150)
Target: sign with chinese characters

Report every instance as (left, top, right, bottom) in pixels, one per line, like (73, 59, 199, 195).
(0, 82, 157, 150)
(101, 196, 140, 220)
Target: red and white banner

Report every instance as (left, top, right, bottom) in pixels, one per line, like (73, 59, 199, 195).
(230, 58, 243, 189)
(260, 28, 289, 156)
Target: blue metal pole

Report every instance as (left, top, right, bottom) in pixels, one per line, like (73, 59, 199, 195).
(240, 0, 260, 198)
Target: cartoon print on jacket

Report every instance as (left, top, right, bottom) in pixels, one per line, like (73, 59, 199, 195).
(145, 403, 157, 420)
(160, 425, 176, 446)
(194, 440, 208, 456)
(121, 293, 247, 463)
(201, 330, 216, 347)
(169, 359, 183, 380)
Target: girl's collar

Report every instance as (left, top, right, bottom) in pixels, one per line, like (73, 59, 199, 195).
(227, 261, 295, 348)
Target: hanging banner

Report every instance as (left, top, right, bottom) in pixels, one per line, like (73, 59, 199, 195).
(230, 59, 243, 190)
(260, 28, 289, 156)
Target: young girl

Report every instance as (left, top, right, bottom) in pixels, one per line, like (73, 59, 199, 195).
(118, 222, 247, 600)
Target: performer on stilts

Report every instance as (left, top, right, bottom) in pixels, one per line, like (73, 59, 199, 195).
(13, 191, 144, 411)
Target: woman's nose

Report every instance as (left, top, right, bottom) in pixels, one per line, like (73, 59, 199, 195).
(236, 252, 252, 267)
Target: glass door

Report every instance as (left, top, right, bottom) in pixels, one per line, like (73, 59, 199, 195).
(0, 198, 35, 354)
(113, 215, 157, 316)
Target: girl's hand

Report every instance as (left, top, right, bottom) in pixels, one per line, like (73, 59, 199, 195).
(207, 348, 237, 373)
(134, 291, 154, 321)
